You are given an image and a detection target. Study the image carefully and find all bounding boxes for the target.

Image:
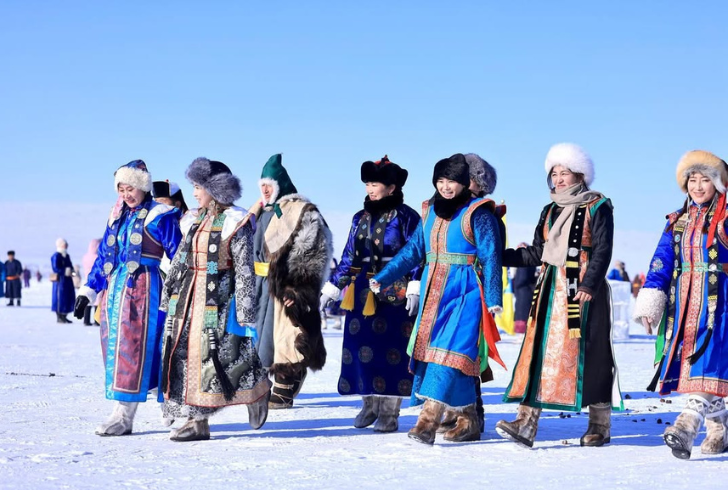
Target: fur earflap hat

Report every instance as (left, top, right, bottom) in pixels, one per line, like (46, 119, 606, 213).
(432, 153, 470, 187)
(186, 157, 242, 205)
(544, 143, 594, 187)
(260, 154, 298, 204)
(464, 153, 497, 196)
(676, 150, 728, 194)
(114, 160, 152, 192)
(360, 155, 408, 189)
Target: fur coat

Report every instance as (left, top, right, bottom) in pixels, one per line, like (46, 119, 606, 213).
(251, 194, 333, 376)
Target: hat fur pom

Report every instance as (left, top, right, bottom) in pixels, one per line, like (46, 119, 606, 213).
(544, 143, 594, 187)
(676, 150, 728, 194)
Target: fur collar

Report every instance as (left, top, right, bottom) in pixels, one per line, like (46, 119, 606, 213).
(431, 188, 472, 220)
(181, 206, 250, 240)
(363, 191, 404, 217)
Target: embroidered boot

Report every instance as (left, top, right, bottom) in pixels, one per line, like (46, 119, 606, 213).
(373, 397, 401, 433)
(580, 402, 611, 447)
(170, 417, 211, 442)
(408, 400, 445, 445)
(269, 370, 308, 409)
(443, 404, 481, 442)
(354, 396, 381, 428)
(495, 404, 542, 448)
(95, 401, 138, 436)
(247, 390, 271, 430)
(701, 397, 728, 454)
(664, 394, 710, 459)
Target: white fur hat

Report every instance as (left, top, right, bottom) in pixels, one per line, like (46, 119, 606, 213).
(544, 143, 594, 187)
(114, 159, 152, 192)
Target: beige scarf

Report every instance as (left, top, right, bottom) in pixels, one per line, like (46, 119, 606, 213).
(541, 183, 604, 267)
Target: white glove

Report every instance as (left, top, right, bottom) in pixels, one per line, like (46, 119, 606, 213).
(488, 306, 503, 315)
(405, 294, 420, 317)
(369, 278, 381, 294)
(320, 294, 333, 312)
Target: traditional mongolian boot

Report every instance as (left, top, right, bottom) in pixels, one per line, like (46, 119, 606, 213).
(56, 313, 65, 324)
(437, 409, 459, 434)
(61, 314, 72, 324)
(170, 417, 211, 442)
(443, 404, 481, 442)
(495, 404, 542, 448)
(95, 401, 138, 436)
(408, 400, 445, 445)
(247, 390, 271, 430)
(354, 396, 381, 428)
(580, 403, 611, 447)
(701, 397, 728, 455)
(374, 397, 402, 433)
(6, 299, 13, 306)
(664, 394, 710, 459)
(269, 370, 308, 409)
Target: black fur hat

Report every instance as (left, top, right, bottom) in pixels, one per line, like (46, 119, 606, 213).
(185, 157, 242, 205)
(432, 153, 470, 187)
(360, 155, 408, 189)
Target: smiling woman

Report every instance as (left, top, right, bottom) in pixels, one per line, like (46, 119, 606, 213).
(74, 159, 183, 437)
(634, 149, 728, 460)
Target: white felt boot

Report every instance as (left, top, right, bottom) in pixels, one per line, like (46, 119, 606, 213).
(95, 401, 138, 436)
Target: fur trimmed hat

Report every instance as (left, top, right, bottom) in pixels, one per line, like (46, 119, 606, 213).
(360, 155, 408, 189)
(259, 154, 298, 204)
(114, 160, 152, 192)
(544, 143, 594, 187)
(433, 153, 470, 188)
(464, 153, 497, 196)
(186, 157, 242, 205)
(676, 150, 728, 194)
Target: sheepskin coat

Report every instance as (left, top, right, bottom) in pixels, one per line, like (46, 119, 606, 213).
(251, 194, 333, 376)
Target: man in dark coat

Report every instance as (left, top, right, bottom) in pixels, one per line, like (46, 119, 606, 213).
(5, 251, 23, 306)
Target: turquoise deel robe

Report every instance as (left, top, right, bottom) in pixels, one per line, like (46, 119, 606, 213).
(374, 197, 503, 408)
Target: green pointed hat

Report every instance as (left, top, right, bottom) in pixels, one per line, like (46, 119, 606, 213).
(260, 153, 298, 203)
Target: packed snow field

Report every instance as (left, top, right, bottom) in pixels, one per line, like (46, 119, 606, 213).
(1, 283, 725, 489)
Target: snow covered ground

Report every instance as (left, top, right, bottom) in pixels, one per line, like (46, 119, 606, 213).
(1, 282, 725, 490)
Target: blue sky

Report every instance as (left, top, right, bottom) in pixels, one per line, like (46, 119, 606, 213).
(1, 2, 727, 271)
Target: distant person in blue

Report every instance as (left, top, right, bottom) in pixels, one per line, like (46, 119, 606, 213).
(5, 251, 23, 306)
(321, 155, 422, 433)
(51, 238, 76, 324)
(607, 260, 630, 281)
(0, 260, 5, 298)
(73, 160, 182, 436)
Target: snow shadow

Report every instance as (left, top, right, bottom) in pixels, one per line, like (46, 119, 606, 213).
(211, 415, 420, 439)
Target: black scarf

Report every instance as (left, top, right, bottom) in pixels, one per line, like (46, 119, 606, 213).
(431, 187, 472, 220)
(363, 191, 404, 217)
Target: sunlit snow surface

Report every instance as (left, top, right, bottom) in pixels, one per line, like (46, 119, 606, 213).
(1, 282, 725, 490)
